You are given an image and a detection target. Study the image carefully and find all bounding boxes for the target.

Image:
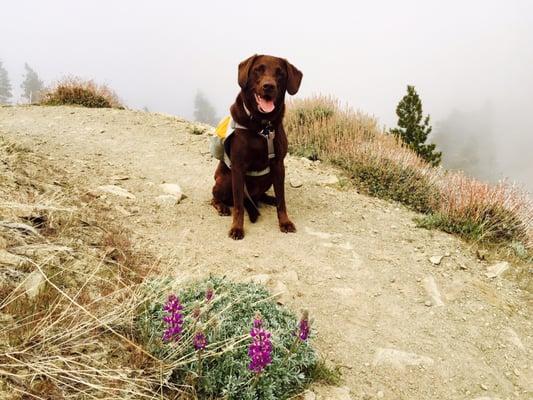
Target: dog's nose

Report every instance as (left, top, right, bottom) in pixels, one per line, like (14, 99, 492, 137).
(262, 83, 275, 92)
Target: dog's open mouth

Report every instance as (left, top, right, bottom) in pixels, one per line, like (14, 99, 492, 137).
(254, 93, 275, 113)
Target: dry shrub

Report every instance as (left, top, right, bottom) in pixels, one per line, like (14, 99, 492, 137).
(40, 77, 122, 108)
(0, 136, 168, 399)
(285, 96, 439, 213)
(285, 96, 532, 249)
(420, 172, 532, 246)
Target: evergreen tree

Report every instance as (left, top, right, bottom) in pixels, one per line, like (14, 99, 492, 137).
(0, 60, 12, 104)
(390, 85, 442, 166)
(193, 91, 217, 125)
(20, 63, 44, 103)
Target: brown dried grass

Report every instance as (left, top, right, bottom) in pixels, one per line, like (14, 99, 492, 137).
(40, 77, 122, 109)
(285, 96, 532, 249)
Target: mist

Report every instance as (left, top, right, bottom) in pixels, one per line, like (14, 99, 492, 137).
(1, 0, 532, 190)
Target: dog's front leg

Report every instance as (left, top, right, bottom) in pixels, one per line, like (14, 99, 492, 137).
(229, 165, 246, 240)
(271, 160, 296, 233)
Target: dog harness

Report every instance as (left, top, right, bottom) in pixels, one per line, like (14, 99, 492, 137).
(210, 115, 276, 176)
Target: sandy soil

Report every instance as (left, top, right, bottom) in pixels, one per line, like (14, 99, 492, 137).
(0, 106, 531, 400)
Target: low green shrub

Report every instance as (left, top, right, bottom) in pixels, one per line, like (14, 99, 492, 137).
(137, 277, 318, 400)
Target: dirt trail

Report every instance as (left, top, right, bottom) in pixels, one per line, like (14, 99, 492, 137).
(0, 106, 531, 400)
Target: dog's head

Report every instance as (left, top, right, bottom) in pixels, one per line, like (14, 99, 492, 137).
(238, 54, 303, 115)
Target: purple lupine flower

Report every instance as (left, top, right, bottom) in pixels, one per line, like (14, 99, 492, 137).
(248, 314, 273, 374)
(205, 282, 214, 302)
(162, 295, 184, 342)
(193, 329, 207, 351)
(298, 310, 310, 341)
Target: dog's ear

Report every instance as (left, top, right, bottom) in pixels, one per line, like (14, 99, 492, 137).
(284, 60, 303, 95)
(238, 54, 258, 89)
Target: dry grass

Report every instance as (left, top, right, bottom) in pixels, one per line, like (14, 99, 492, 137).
(40, 77, 123, 109)
(285, 96, 532, 250)
(0, 136, 171, 399)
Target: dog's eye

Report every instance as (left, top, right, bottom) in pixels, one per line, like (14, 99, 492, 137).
(275, 67, 285, 76)
(254, 64, 266, 73)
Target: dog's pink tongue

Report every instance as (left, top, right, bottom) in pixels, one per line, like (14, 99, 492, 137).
(258, 97, 275, 113)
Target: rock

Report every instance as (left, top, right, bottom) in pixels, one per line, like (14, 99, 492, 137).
(272, 281, 289, 304)
(160, 183, 183, 200)
(424, 300, 432, 307)
(96, 185, 135, 199)
(24, 270, 46, 299)
(247, 274, 271, 285)
(485, 261, 509, 278)
(480, 383, 488, 391)
(289, 178, 303, 188)
(377, 391, 384, 398)
(155, 194, 181, 207)
(0, 250, 26, 267)
(372, 348, 434, 370)
(321, 175, 339, 185)
(429, 255, 444, 265)
(502, 327, 525, 352)
(0, 222, 40, 236)
(423, 275, 445, 307)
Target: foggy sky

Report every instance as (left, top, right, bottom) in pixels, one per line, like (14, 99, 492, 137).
(1, 1, 532, 190)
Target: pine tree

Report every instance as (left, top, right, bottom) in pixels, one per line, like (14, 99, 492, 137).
(193, 91, 217, 125)
(20, 63, 44, 103)
(390, 85, 442, 166)
(0, 60, 12, 104)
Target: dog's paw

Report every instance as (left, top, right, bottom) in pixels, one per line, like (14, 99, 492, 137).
(279, 220, 296, 233)
(228, 227, 245, 240)
(218, 205, 231, 216)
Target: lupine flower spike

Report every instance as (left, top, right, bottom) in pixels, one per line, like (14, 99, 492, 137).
(298, 310, 311, 342)
(248, 312, 273, 374)
(193, 326, 208, 351)
(205, 282, 214, 302)
(162, 295, 184, 342)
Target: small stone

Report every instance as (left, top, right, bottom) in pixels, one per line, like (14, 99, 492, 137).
(480, 383, 488, 391)
(416, 277, 422, 283)
(160, 183, 183, 200)
(390, 277, 396, 283)
(335, 273, 342, 279)
(0, 250, 26, 266)
(377, 391, 384, 398)
(290, 178, 303, 188)
(248, 274, 271, 285)
(485, 261, 509, 278)
(425, 300, 432, 307)
(429, 255, 443, 265)
(24, 270, 46, 299)
(96, 185, 135, 199)
(513, 368, 520, 376)
(272, 281, 289, 304)
(155, 194, 181, 207)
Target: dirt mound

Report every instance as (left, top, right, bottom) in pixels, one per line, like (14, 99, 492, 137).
(0, 106, 531, 399)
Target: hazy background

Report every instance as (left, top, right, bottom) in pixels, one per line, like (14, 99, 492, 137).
(1, 0, 532, 190)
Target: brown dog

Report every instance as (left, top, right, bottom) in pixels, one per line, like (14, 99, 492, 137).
(211, 54, 303, 240)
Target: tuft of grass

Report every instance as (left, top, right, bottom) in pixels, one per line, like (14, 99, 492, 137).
(308, 358, 342, 386)
(285, 96, 532, 251)
(40, 76, 123, 108)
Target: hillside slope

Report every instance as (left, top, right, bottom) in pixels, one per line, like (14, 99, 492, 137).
(0, 106, 531, 399)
